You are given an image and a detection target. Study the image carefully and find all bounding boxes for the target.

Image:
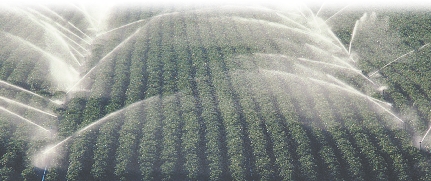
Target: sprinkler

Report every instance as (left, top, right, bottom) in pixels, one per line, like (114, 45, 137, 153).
(41, 166, 47, 181)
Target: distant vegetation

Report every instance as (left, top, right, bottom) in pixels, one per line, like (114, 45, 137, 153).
(1, 3, 431, 181)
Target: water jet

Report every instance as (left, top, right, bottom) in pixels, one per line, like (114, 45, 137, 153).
(0, 106, 51, 132)
(66, 27, 142, 93)
(0, 95, 57, 117)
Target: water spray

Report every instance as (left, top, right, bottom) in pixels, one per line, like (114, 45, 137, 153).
(2, 31, 83, 66)
(38, 97, 145, 167)
(326, 28, 350, 55)
(275, 12, 310, 30)
(38, 4, 66, 21)
(418, 43, 430, 50)
(67, 21, 92, 40)
(13, 5, 89, 55)
(309, 76, 404, 123)
(231, 16, 312, 36)
(37, 4, 92, 40)
(0, 79, 61, 105)
(297, 57, 357, 71)
(96, 18, 147, 37)
(0, 106, 51, 132)
(66, 27, 142, 94)
(369, 49, 415, 77)
(25, 6, 90, 46)
(52, 21, 91, 45)
(41, 22, 84, 66)
(326, 75, 389, 106)
(315, 2, 325, 17)
(421, 125, 431, 145)
(42, 23, 89, 52)
(70, 44, 86, 57)
(332, 56, 375, 84)
(69, 3, 97, 30)
(348, 20, 359, 54)
(295, 5, 310, 22)
(324, 4, 350, 23)
(0, 96, 57, 117)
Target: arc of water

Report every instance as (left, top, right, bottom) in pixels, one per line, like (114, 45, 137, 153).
(326, 74, 383, 103)
(369, 49, 415, 77)
(2, 31, 81, 70)
(24, 9, 89, 47)
(0, 106, 50, 132)
(304, 43, 344, 62)
(331, 56, 375, 84)
(42, 97, 145, 155)
(41, 22, 83, 66)
(38, 4, 92, 40)
(69, 45, 86, 57)
(297, 57, 355, 71)
(366, 96, 404, 123)
(344, 71, 374, 86)
(69, 3, 97, 30)
(67, 22, 92, 40)
(0, 96, 57, 117)
(27, 8, 90, 45)
(231, 16, 342, 50)
(276, 12, 310, 30)
(291, 21, 348, 55)
(25, 7, 56, 24)
(258, 54, 371, 86)
(38, 4, 66, 21)
(42, 22, 89, 52)
(295, 5, 309, 22)
(51, 28, 88, 53)
(421, 125, 431, 142)
(53, 22, 91, 45)
(68, 48, 82, 66)
(350, 71, 377, 85)
(326, 28, 350, 55)
(260, 68, 377, 105)
(349, 20, 359, 54)
(324, 4, 350, 23)
(331, 55, 356, 68)
(10, 6, 48, 29)
(296, 2, 321, 32)
(12, 7, 89, 58)
(96, 18, 147, 37)
(0, 79, 60, 105)
(42, 136, 71, 154)
(418, 43, 430, 50)
(66, 27, 143, 94)
(369, 42, 430, 77)
(9, 7, 88, 62)
(231, 16, 310, 35)
(308, 76, 403, 123)
(315, 2, 325, 17)
(309, 8, 322, 32)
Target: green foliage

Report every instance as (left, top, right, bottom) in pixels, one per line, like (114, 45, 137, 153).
(2, 5, 431, 181)
(66, 131, 97, 181)
(139, 97, 162, 180)
(91, 117, 122, 180)
(114, 106, 143, 181)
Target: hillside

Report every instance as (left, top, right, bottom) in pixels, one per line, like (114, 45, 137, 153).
(1, 2, 431, 181)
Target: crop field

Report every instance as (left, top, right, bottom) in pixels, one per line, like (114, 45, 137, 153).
(1, 2, 431, 181)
